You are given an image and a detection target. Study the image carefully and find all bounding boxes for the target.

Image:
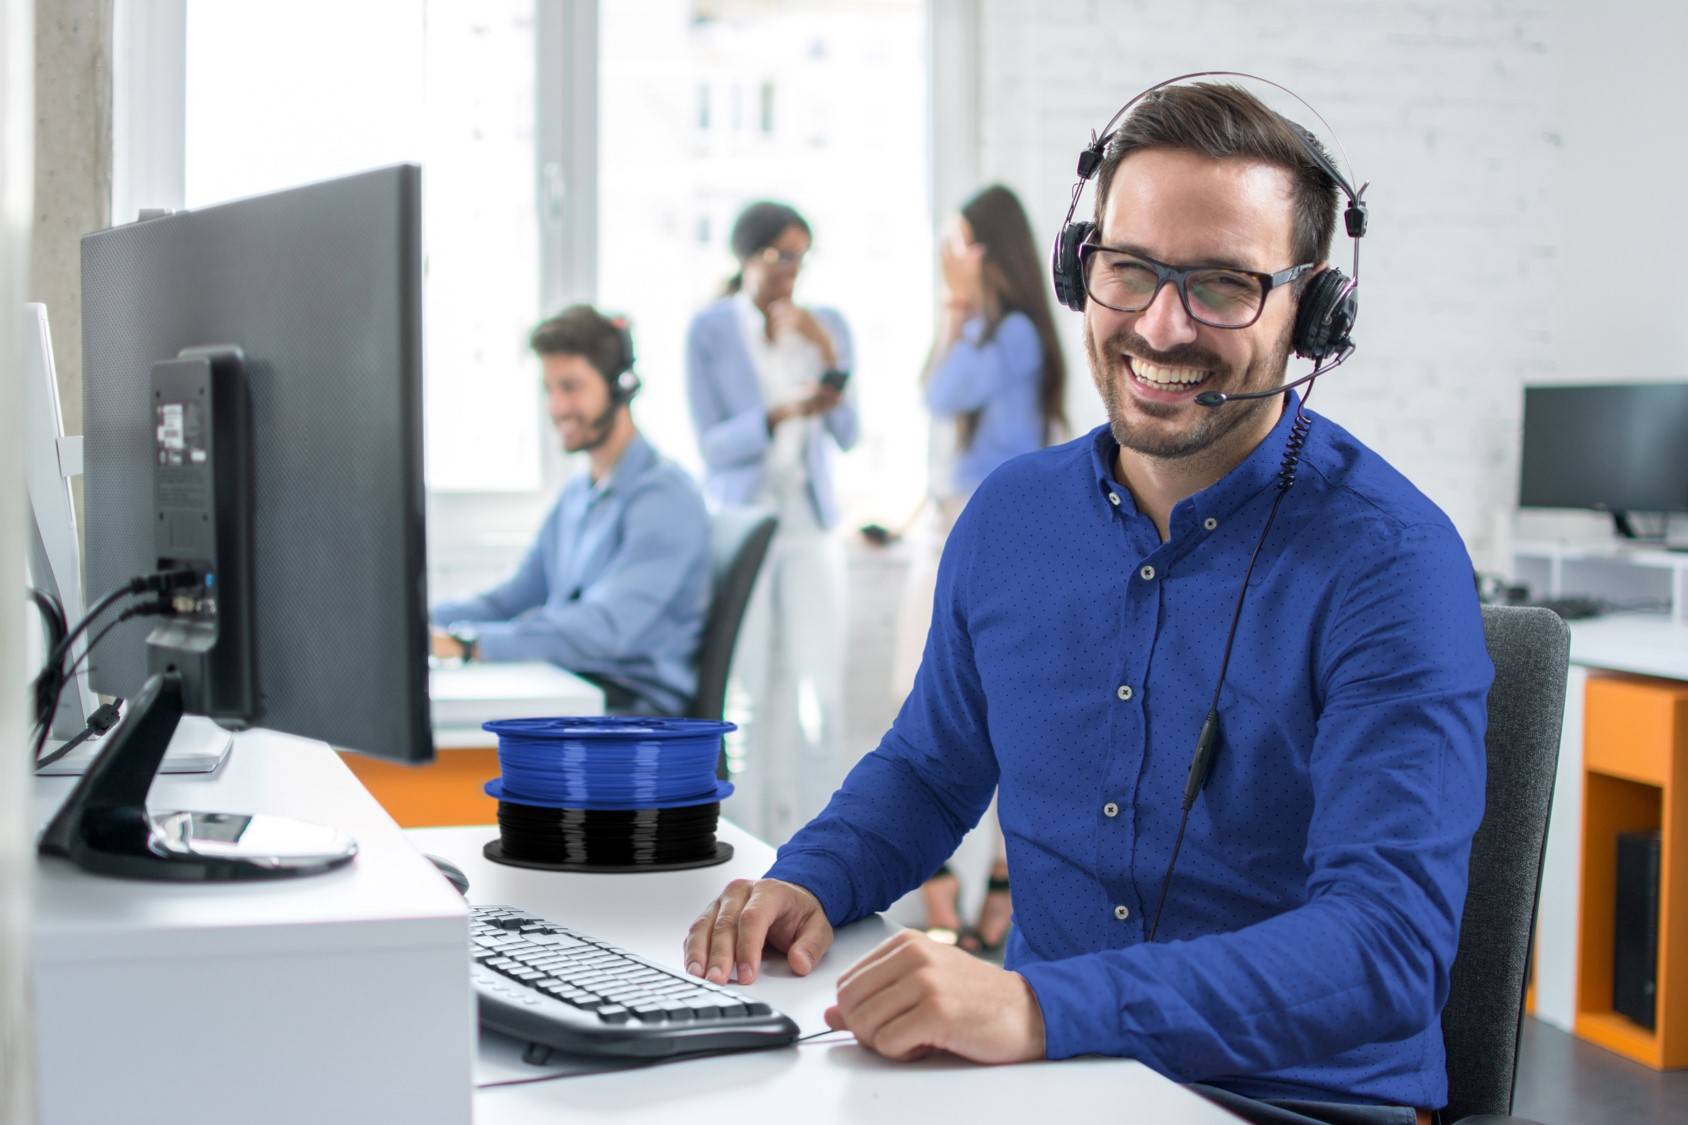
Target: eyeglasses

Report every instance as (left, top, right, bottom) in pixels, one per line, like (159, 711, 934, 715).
(757, 246, 807, 269)
(1078, 243, 1313, 329)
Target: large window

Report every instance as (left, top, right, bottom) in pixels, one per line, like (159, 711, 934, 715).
(184, 0, 546, 495)
(597, 0, 932, 522)
(175, 0, 935, 576)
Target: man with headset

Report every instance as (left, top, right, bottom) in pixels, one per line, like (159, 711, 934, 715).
(432, 305, 711, 716)
(684, 79, 1489, 1124)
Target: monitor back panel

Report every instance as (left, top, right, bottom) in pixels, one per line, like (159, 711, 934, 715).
(81, 166, 432, 762)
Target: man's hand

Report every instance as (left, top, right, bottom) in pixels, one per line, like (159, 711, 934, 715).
(429, 628, 465, 661)
(824, 931, 1046, 1064)
(683, 878, 834, 985)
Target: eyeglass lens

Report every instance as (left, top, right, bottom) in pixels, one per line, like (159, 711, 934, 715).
(1083, 251, 1265, 328)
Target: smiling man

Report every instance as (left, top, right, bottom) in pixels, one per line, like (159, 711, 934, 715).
(432, 306, 710, 716)
(683, 82, 1492, 1124)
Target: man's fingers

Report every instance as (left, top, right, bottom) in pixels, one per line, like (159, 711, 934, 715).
(682, 904, 718, 977)
(837, 931, 923, 997)
(703, 881, 754, 983)
(836, 974, 923, 1053)
(786, 907, 833, 975)
(732, 889, 783, 984)
(871, 1007, 941, 1063)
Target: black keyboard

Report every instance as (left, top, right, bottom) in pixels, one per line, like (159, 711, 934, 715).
(471, 904, 799, 1058)
(1526, 596, 1604, 621)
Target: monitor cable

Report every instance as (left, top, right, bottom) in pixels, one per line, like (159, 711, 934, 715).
(29, 568, 197, 763)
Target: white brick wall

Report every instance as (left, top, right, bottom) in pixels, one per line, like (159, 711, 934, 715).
(967, 0, 1563, 570)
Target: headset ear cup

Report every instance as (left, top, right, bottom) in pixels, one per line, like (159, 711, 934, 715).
(1291, 268, 1355, 360)
(1052, 221, 1094, 312)
(615, 369, 642, 405)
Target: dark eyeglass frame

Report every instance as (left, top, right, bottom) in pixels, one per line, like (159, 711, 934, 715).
(1078, 242, 1314, 329)
(756, 246, 808, 269)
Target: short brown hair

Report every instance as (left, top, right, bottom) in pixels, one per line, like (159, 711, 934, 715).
(1093, 83, 1339, 268)
(528, 305, 630, 382)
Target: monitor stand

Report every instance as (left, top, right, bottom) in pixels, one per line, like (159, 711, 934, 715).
(37, 671, 358, 881)
(1612, 511, 1669, 543)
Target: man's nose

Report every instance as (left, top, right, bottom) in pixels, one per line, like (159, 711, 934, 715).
(1133, 281, 1199, 351)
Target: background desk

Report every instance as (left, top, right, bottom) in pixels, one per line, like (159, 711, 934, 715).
(410, 822, 1238, 1124)
(1519, 546, 1688, 1069)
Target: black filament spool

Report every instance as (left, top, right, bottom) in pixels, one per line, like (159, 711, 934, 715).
(482, 801, 734, 874)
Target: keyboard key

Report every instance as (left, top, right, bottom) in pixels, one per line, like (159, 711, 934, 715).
(596, 1005, 631, 1024)
(526, 933, 588, 948)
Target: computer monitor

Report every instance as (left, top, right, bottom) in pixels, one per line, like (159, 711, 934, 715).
(1518, 382, 1688, 538)
(40, 165, 434, 881)
(22, 302, 98, 741)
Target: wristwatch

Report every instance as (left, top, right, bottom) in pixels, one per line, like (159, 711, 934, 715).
(448, 626, 479, 663)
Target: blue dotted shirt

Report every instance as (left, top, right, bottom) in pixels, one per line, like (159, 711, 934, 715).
(766, 396, 1492, 1108)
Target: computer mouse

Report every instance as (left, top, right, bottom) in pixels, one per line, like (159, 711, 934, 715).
(425, 854, 470, 896)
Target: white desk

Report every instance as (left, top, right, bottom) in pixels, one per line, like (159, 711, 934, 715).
(33, 734, 474, 1125)
(430, 661, 605, 748)
(409, 824, 1238, 1124)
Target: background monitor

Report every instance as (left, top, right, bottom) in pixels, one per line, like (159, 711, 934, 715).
(80, 165, 433, 764)
(1518, 382, 1688, 534)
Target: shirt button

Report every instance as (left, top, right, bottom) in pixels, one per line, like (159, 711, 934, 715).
(1113, 905, 1130, 921)
(1116, 684, 1133, 701)
(1203, 517, 1219, 531)
(1103, 801, 1119, 818)
(1107, 491, 1121, 506)
(1139, 564, 1156, 581)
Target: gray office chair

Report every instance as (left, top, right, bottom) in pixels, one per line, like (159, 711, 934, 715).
(690, 506, 778, 731)
(1439, 605, 1570, 1125)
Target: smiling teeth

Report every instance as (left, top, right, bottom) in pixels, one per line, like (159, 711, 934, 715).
(1131, 359, 1210, 387)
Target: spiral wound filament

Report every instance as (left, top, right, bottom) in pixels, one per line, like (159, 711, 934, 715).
(481, 717, 737, 872)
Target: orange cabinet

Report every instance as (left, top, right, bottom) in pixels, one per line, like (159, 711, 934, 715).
(1574, 674, 1688, 1068)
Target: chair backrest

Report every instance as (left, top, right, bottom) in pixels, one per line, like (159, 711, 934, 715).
(689, 507, 778, 724)
(1440, 605, 1570, 1122)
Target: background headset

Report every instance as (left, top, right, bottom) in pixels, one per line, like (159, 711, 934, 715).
(1050, 74, 1373, 941)
(603, 314, 643, 406)
(1050, 70, 1369, 402)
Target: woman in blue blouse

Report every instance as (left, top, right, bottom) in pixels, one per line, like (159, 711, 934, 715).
(905, 184, 1065, 954)
(685, 201, 858, 846)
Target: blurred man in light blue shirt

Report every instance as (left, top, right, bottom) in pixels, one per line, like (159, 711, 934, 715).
(432, 306, 710, 715)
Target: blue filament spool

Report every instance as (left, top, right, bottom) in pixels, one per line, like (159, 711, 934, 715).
(481, 716, 736, 873)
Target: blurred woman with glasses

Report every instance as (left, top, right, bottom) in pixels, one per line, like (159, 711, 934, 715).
(895, 183, 1066, 956)
(685, 200, 857, 846)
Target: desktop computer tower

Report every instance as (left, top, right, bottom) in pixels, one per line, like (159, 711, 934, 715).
(1613, 829, 1661, 1030)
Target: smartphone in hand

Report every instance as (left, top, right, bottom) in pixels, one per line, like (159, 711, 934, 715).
(820, 369, 850, 392)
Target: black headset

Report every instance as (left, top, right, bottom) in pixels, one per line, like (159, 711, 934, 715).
(603, 314, 643, 405)
(1050, 71, 1368, 366)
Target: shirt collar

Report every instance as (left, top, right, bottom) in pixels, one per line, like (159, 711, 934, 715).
(590, 432, 656, 499)
(1088, 390, 1314, 535)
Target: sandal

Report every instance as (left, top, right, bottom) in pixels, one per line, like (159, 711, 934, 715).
(920, 864, 965, 946)
(966, 870, 1012, 957)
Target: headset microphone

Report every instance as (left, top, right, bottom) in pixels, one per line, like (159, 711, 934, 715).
(1193, 347, 1353, 407)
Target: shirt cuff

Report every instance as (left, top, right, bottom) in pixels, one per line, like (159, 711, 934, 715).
(764, 849, 858, 929)
(1015, 954, 1129, 1061)
(470, 622, 535, 664)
